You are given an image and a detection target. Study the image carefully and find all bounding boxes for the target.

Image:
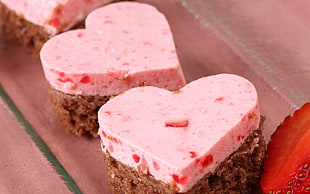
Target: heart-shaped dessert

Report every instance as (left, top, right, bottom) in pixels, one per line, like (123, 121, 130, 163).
(0, 0, 114, 55)
(41, 2, 185, 96)
(40, 2, 186, 136)
(98, 74, 265, 193)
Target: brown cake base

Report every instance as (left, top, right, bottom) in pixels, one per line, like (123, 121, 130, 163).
(48, 86, 110, 137)
(103, 118, 266, 194)
(0, 2, 51, 56)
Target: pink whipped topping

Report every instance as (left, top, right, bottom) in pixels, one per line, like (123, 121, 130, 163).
(98, 74, 260, 192)
(1, 0, 113, 35)
(40, 2, 185, 96)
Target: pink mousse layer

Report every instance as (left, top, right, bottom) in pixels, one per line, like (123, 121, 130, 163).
(1, 0, 113, 35)
(40, 2, 186, 96)
(98, 74, 260, 192)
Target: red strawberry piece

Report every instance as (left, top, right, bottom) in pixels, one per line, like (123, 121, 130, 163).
(57, 77, 73, 83)
(261, 103, 310, 193)
(189, 151, 197, 158)
(171, 174, 189, 185)
(132, 154, 140, 163)
(153, 161, 160, 170)
(165, 119, 189, 128)
(52, 17, 60, 28)
(201, 154, 213, 168)
(80, 75, 91, 84)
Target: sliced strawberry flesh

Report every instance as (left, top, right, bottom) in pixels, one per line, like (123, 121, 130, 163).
(261, 103, 310, 193)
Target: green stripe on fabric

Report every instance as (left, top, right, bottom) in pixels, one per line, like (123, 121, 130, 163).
(0, 86, 82, 194)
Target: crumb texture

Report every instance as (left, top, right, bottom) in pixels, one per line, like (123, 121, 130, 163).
(103, 118, 266, 194)
(48, 86, 110, 137)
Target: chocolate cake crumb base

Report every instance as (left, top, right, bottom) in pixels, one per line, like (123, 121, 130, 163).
(48, 86, 110, 137)
(103, 118, 266, 194)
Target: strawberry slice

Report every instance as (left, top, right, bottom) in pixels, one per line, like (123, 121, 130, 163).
(261, 103, 310, 193)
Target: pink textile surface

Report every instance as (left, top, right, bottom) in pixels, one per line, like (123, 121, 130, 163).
(0, 0, 309, 193)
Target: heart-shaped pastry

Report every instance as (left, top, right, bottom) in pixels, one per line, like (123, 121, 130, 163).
(40, 2, 185, 136)
(0, 0, 114, 54)
(40, 2, 185, 96)
(98, 74, 262, 192)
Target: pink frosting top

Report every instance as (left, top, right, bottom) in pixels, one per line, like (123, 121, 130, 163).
(1, 0, 113, 35)
(40, 2, 185, 96)
(98, 74, 260, 192)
